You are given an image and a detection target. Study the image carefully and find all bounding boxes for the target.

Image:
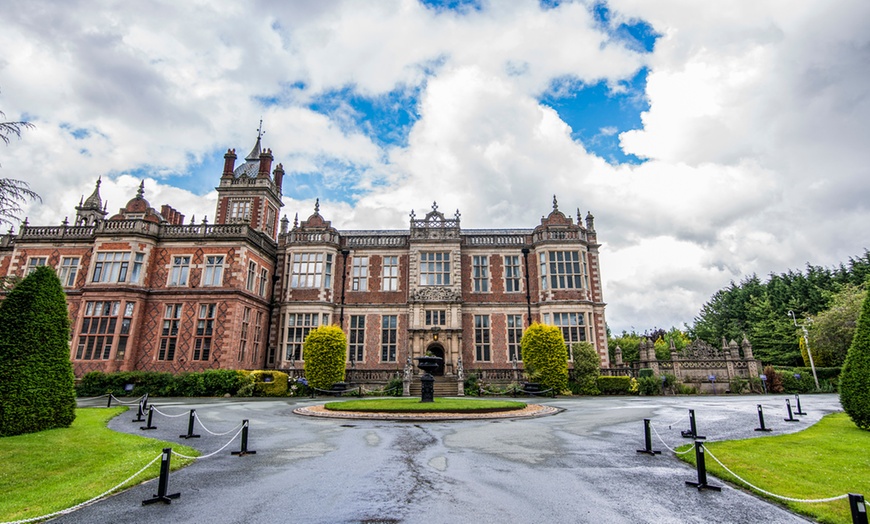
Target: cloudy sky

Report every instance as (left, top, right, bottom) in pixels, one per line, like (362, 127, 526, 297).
(1, 0, 868, 334)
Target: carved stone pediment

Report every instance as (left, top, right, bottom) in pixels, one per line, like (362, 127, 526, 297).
(410, 287, 462, 303)
(678, 339, 722, 359)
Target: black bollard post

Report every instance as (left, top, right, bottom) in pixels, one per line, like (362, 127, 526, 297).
(132, 400, 145, 422)
(755, 404, 772, 432)
(681, 409, 707, 439)
(142, 392, 149, 411)
(636, 419, 662, 455)
(784, 399, 800, 422)
(179, 409, 200, 439)
(231, 420, 257, 456)
(685, 441, 721, 491)
(849, 493, 868, 524)
(140, 406, 157, 430)
(107, 394, 113, 408)
(794, 394, 807, 416)
(142, 448, 181, 505)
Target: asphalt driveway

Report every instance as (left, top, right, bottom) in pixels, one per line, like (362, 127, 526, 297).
(58, 394, 844, 523)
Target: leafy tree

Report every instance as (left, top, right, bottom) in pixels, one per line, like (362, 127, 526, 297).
(839, 283, 870, 430)
(1, 101, 40, 224)
(302, 325, 347, 390)
(520, 323, 568, 393)
(608, 330, 642, 363)
(0, 266, 76, 436)
(570, 341, 600, 395)
(806, 284, 866, 367)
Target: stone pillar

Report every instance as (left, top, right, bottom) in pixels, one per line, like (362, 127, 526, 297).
(614, 345, 623, 367)
(725, 339, 738, 381)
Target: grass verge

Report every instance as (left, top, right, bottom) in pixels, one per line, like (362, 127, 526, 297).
(324, 397, 528, 413)
(677, 412, 869, 524)
(0, 407, 200, 522)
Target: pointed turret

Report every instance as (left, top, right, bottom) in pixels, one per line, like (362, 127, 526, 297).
(75, 177, 108, 225)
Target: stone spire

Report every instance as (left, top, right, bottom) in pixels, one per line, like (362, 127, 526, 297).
(75, 177, 108, 225)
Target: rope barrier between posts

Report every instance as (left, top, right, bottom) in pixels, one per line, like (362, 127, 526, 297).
(702, 445, 849, 503)
(0, 453, 162, 524)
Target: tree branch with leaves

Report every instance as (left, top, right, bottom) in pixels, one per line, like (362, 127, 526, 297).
(0, 103, 41, 225)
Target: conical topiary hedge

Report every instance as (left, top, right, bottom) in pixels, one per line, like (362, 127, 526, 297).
(0, 266, 76, 436)
(839, 282, 870, 430)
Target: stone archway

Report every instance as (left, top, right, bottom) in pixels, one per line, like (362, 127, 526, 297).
(425, 344, 445, 376)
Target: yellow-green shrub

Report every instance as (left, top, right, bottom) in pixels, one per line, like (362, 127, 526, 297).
(249, 370, 288, 396)
(520, 323, 568, 393)
(303, 325, 347, 390)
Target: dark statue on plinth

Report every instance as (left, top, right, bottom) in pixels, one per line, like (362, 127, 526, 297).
(415, 355, 443, 403)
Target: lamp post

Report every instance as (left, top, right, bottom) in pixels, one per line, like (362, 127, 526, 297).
(788, 310, 820, 390)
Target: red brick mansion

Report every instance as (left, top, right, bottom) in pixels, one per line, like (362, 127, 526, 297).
(0, 137, 609, 383)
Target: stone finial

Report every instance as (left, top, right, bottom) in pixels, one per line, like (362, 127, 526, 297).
(190, 215, 196, 225)
(742, 334, 754, 359)
(293, 213, 299, 228)
(314, 198, 320, 215)
(585, 210, 595, 231)
(202, 216, 208, 225)
(552, 195, 559, 212)
(136, 180, 145, 199)
(280, 215, 290, 235)
(455, 209, 461, 220)
(410, 209, 416, 220)
(431, 201, 438, 212)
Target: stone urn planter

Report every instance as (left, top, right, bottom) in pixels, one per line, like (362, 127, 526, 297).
(415, 356, 443, 403)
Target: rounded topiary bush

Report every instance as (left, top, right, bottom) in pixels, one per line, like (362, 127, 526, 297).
(840, 286, 870, 430)
(520, 323, 568, 393)
(0, 266, 77, 436)
(303, 325, 347, 390)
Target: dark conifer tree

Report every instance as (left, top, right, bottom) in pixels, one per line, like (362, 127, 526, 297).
(0, 266, 76, 436)
(839, 282, 870, 430)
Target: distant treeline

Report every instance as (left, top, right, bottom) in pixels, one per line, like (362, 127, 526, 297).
(610, 250, 870, 367)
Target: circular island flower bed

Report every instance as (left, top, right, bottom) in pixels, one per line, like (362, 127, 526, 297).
(324, 398, 527, 413)
(294, 399, 560, 420)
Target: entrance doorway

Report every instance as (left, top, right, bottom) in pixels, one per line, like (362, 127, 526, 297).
(426, 345, 445, 376)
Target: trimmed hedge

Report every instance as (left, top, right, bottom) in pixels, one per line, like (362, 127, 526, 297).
(774, 366, 843, 393)
(521, 323, 569, 393)
(76, 370, 249, 397)
(597, 376, 632, 395)
(303, 325, 347, 390)
(248, 370, 289, 396)
(0, 267, 77, 436)
(840, 286, 870, 430)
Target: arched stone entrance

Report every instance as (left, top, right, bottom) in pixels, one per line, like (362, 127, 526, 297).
(425, 344, 446, 376)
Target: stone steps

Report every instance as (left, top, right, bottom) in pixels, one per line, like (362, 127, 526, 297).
(408, 376, 462, 397)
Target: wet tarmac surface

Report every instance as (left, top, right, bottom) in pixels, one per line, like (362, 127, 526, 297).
(58, 394, 843, 523)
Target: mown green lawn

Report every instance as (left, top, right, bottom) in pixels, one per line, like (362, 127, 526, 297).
(325, 397, 528, 412)
(0, 407, 199, 522)
(677, 412, 869, 524)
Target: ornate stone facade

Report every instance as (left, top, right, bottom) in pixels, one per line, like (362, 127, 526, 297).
(0, 138, 609, 382)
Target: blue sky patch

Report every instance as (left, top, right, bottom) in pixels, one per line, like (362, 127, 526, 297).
(592, 2, 659, 53)
(60, 122, 91, 140)
(540, 67, 649, 165)
(419, 0, 483, 14)
(308, 86, 420, 149)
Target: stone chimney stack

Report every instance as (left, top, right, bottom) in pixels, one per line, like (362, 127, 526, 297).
(222, 149, 237, 178)
(273, 163, 284, 192)
(258, 148, 273, 179)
